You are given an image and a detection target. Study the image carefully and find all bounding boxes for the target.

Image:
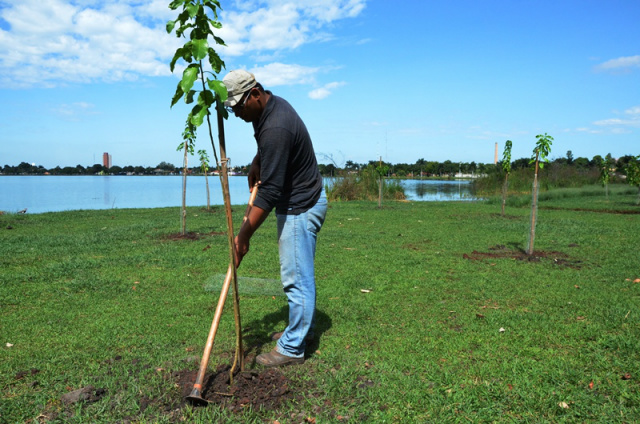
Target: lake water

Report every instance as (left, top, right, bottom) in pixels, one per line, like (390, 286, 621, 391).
(0, 176, 476, 214)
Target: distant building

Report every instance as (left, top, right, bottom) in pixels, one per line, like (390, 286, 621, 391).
(103, 152, 112, 169)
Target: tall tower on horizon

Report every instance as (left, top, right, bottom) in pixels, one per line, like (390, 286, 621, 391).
(103, 152, 112, 169)
(494, 142, 498, 164)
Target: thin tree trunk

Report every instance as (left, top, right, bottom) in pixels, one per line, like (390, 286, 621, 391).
(501, 173, 509, 216)
(378, 156, 382, 208)
(181, 143, 188, 236)
(204, 171, 210, 210)
(527, 154, 540, 256)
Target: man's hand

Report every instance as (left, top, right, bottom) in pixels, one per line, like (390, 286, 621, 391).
(234, 234, 249, 268)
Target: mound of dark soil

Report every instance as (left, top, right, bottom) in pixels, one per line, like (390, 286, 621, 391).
(463, 244, 583, 269)
(164, 231, 225, 241)
(174, 364, 295, 413)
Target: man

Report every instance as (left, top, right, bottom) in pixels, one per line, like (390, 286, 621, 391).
(222, 69, 327, 367)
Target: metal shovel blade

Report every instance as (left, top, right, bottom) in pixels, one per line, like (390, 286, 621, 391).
(186, 387, 209, 406)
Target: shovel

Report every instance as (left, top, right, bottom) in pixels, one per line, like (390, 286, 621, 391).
(186, 185, 258, 406)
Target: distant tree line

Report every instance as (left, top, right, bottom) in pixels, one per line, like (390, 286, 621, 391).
(475, 151, 639, 194)
(3, 151, 637, 179)
(0, 161, 249, 176)
(319, 152, 639, 179)
(319, 158, 492, 178)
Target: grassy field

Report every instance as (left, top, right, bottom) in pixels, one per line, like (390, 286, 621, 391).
(1, 187, 639, 423)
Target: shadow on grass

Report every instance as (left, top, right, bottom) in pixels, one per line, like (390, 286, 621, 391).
(242, 306, 332, 365)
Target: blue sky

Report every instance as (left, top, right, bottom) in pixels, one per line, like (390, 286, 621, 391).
(1, 0, 639, 169)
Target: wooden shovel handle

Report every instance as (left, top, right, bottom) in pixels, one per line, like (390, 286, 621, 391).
(189, 185, 258, 396)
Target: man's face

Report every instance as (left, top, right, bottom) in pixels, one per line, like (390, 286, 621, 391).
(231, 89, 258, 122)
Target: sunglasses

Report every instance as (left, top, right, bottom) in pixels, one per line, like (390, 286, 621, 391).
(225, 89, 252, 114)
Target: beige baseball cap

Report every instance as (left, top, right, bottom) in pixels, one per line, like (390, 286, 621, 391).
(222, 70, 257, 107)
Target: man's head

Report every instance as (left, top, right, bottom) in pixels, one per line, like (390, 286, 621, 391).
(222, 69, 269, 122)
(222, 70, 257, 108)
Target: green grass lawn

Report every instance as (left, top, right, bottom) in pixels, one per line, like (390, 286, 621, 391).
(1, 189, 639, 423)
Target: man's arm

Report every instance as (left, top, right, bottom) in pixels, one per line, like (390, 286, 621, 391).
(248, 154, 260, 190)
(234, 204, 269, 267)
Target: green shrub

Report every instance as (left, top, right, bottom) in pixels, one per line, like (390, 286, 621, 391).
(326, 166, 405, 201)
(474, 164, 616, 195)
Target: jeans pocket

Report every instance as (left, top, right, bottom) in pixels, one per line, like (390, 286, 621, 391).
(306, 200, 327, 234)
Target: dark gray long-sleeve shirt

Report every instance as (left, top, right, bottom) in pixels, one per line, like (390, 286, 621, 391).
(252, 93, 323, 215)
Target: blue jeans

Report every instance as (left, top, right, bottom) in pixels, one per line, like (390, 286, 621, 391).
(275, 189, 327, 357)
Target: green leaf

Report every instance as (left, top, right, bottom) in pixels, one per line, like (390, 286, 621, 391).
(204, 2, 221, 19)
(169, 0, 186, 10)
(215, 97, 229, 119)
(180, 65, 199, 94)
(176, 22, 194, 38)
(168, 0, 185, 11)
(171, 85, 184, 108)
(185, 90, 197, 104)
(213, 35, 226, 46)
(176, 10, 190, 25)
(207, 48, 224, 73)
(166, 20, 176, 34)
(180, 42, 193, 62)
(208, 79, 227, 102)
(169, 47, 183, 72)
(186, 3, 198, 17)
(198, 90, 215, 108)
(190, 105, 207, 127)
(191, 39, 208, 61)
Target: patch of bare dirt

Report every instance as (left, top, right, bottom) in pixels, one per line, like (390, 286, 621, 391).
(173, 365, 296, 413)
(463, 244, 584, 269)
(540, 206, 640, 215)
(164, 231, 225, 241)
(403, 239, 432, 251)
(489, 213, 522, 220)
(32, 354, 307, 423)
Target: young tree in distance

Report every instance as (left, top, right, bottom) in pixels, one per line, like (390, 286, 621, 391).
(599, 153, 615, 201)
(376, 157, 390, 208)
(177, 122, 196, 235)
(527, 133, 553, 256)
(625, 155, 640, 205)
(198, 149, 211, 210)
(501, 140, 513, 216)
(566, 150, 574, 165)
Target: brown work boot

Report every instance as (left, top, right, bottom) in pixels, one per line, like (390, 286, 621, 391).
(270, 331, 314, 342)
(256, 349, 304, 367)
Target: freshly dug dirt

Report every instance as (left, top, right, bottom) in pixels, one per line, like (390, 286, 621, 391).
(173, 364, 296, 413)
(60, 385, 107, 406)
(35, 356, 302, 422)
(540, 206, 640, 215)
(463, 244, 584, 269)
(164, 231, 225, 241)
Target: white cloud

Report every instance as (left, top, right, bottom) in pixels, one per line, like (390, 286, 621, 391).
(249, 63, 319, 86)
(593, 105, 640, 128)
(0, 0, 179, 88)
(0, 0, 366, 88)
(625, 106, 640, 116)
(576, 127, 602, 134)
(595, 55, 640, 73)
(594, 118, 640, 127)
(218, 0, 366, 57)
(52, 101, 98, 121)
(308, 81, 345, 99)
